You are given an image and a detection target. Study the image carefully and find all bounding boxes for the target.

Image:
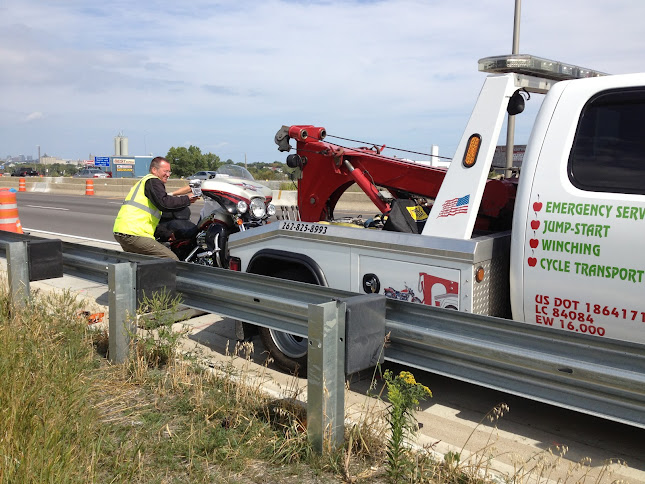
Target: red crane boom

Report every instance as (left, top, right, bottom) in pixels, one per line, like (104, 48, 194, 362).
(276, 125, 516, 231)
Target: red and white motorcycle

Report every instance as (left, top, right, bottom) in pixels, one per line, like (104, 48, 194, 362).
(163, 165, 275, 267)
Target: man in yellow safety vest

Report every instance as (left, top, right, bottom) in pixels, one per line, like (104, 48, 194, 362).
(113, 157, 197, 260)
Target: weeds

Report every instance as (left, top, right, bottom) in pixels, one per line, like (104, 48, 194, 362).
(0, 280, 336, 483)
(509, 445, 628, 484)
(131, 289, 189, 369)
(382, 370, 433, 482)
(0, 273, 633, 483)
(0, 284, 101, 483)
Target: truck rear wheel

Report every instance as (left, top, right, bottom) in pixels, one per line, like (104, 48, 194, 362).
(259, 267, 316, 376)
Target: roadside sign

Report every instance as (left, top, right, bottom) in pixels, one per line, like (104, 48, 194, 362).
(94, 156, 110, 167)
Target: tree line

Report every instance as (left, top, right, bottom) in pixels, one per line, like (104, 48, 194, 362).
(166, 145, 292, 180)
(6, 146, 293, 181)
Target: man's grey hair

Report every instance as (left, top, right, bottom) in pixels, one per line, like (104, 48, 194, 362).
(149, 156, 168, 172)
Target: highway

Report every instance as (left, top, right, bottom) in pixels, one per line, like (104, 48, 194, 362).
(8, 191, 645, 483)
(15, 191, 204, 242)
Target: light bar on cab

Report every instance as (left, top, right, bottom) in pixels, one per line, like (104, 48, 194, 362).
(478, 54, 608, 81)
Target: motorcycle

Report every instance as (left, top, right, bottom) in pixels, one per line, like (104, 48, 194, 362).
(158, 165, 275, 267)
(383, 284, 423, 303)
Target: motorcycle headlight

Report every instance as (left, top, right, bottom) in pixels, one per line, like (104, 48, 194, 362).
(237, 200, 248, 214)
(249, 198, 266, 219)
(267, 203, 276, 217)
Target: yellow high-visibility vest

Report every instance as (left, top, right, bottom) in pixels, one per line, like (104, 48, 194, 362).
(113, 174, 162, 238)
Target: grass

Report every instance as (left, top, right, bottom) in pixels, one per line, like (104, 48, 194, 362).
(0, 286, 99, 483)
(0, 275, 631, 483)
(0, 279, 361, 483)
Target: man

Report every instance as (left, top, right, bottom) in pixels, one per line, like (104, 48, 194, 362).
(113, 156, 197, 260)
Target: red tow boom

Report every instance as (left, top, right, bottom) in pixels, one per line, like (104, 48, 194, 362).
(277, 125, 516, 231)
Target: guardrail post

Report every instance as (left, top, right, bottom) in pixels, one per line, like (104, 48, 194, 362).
(6, 241, 29, 307)
(307, 299, 346, 453)
(108, 262, 137, 364)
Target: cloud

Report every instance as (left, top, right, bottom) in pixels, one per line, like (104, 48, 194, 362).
(202, 84, 239, 96)
(23, 111, 44, 122)
(0, 0, 644, 162)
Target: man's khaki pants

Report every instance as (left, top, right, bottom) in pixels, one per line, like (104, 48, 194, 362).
(113, 233, 179, 261)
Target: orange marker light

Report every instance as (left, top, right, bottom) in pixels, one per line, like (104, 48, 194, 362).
(462, 134, 482, 168)
(475, 266, 485, 283)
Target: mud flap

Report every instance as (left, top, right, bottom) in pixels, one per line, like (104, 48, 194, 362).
(235, 320, 258, 341)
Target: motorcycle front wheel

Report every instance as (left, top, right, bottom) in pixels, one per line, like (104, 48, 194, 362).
(258, 267, 317, 377)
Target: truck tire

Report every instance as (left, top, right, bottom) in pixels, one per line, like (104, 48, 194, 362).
(259, 267, 316, 376)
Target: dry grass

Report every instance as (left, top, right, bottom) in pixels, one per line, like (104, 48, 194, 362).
(0, 273, 631, 483)
(0, 284, 101, 483)
(366, 401, 629, 484)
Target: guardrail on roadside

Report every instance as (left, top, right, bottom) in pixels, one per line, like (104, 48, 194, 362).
(0, 232, 385, 452)
(1, 230, 645, 438)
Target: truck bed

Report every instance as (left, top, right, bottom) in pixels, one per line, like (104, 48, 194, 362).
(229, 220, 512, 317)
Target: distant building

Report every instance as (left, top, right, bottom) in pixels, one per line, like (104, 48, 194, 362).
(114, 132, 129, 156)
(40, 155, 66, 165)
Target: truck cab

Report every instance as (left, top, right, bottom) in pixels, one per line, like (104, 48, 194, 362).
(511, 73, 645, 344)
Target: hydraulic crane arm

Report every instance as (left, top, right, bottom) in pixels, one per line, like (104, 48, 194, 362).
(275, 124, 516, 231)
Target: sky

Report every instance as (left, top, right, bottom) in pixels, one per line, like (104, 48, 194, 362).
(1, 0, 644, 165)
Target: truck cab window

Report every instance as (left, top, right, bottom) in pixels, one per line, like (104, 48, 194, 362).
(569, 88, 645, 195)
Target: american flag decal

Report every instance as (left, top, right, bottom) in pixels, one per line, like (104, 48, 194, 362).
(438, 195, 470, 217)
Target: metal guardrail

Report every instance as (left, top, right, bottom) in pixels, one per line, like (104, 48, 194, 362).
(386, 302, 645, 429)
(1, 231, 645, 431)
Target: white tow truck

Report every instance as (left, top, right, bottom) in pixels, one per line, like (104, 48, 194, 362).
(226, 54, 645, 382)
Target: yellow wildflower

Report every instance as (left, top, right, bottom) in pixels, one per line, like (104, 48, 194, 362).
(399, 371, 416, 385)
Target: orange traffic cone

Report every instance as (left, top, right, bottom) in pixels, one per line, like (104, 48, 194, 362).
(85, 179, 94, 196)
(0, 189, 24, 233)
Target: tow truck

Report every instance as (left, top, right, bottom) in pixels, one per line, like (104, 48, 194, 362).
(226, 54, 645, 392)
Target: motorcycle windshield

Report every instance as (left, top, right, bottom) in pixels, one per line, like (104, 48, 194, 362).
(215, 165, 254, 180)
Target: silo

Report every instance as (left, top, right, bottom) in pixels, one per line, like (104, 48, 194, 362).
(120, 136, 129, 156)
(114, 136, 121, 156)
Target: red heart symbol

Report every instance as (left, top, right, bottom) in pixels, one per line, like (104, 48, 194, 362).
(533, 202, 543, 212)
(531, 220, 540, 230)
(527, 257, 537, 267)
(529, 239, 538, 248)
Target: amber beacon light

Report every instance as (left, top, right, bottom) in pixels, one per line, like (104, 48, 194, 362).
(462, 134, 482, 168)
